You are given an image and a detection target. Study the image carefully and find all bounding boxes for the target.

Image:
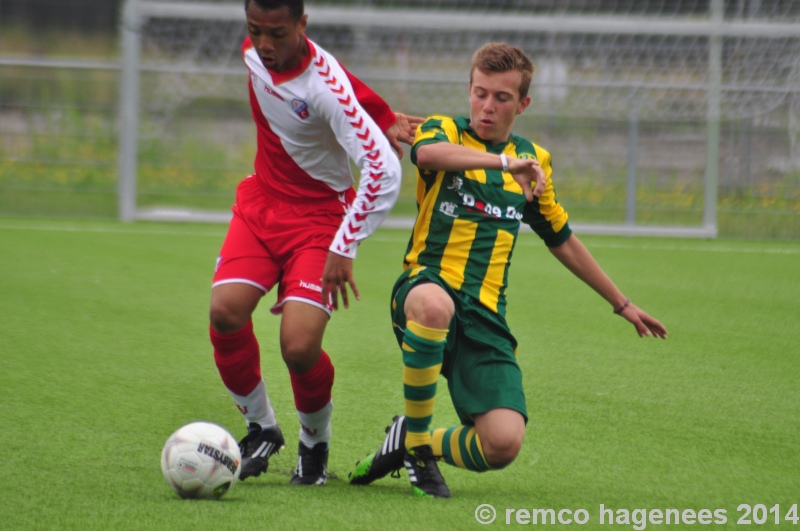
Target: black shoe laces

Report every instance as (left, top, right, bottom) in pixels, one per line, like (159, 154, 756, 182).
(238, 432, 258, 453)
(409, 447, 442, 482)
(239, 428, 281, 455)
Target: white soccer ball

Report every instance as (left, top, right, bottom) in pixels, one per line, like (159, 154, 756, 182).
(161, 421, 242, 499)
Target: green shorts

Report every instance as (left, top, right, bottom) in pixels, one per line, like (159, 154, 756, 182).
(390, 267, 528, 425)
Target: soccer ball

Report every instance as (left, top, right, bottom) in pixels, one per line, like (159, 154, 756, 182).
(161, 421, 242, 499)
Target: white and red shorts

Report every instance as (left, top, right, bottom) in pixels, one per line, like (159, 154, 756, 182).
(212, 176, 354, 315)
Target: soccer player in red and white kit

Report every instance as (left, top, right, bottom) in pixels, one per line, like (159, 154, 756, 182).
(209, 0, 419, 485)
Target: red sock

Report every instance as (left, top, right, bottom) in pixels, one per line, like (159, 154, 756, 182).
(289, 350, 334, 413)
(210, 320, 261, 396)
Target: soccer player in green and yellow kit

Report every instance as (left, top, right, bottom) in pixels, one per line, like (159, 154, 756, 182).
(349, 42, 667, 498)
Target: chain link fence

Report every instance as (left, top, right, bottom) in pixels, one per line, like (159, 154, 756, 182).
(1, 0, 799, 239)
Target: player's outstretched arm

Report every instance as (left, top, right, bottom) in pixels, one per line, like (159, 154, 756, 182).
(416, 143, 545, 201)
(548, 234, 667, 339)
(340, 66, 422, 160)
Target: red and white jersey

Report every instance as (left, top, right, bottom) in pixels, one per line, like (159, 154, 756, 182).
(242, 36, 401, 259)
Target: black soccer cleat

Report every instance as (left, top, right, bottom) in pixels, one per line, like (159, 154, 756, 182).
(404, 445, 451, 498)
(349, 415, 406, 485)
(290, 442, 329, 485)
(238, 422, 285, 480)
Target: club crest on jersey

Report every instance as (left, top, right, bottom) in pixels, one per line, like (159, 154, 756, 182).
(292, 99, 309, 119)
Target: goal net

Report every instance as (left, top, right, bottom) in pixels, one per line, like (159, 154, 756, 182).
(119, 0, 800, 238)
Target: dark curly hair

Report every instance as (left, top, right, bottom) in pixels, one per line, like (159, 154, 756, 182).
(245, 0, 304, 21)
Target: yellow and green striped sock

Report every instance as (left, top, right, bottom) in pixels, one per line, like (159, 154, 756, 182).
(431, 426, 491, 472)
(402, 320, 447, 449)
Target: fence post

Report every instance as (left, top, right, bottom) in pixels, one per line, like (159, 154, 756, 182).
(117, 0, 141, 222)
(703, 0, 723, 236)
(625, 87, 640, 227)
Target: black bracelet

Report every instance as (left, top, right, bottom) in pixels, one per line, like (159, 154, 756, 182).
(613, 298, 631, 314)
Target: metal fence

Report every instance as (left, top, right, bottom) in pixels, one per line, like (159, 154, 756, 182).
(1, 0, 799, 239)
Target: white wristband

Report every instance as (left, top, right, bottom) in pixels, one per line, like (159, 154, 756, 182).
(500, 153, 509, 173)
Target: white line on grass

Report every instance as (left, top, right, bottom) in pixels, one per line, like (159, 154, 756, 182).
(526, 240, 800, 255)
(1, 221, 798, 254)
(371, 231, 800, 255)
(0, 221, 226, 238)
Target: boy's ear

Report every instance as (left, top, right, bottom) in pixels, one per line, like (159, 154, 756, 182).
(516, 95, 531, 115)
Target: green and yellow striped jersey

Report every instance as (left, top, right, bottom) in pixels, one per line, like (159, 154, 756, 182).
(405, 115, 572, 316)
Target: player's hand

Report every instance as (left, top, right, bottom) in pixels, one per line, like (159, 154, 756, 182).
(321, 252, 360, 310)
(618, 303, 668, 339)
(385, 112, 425, 159)
(508, 157, 547, 202)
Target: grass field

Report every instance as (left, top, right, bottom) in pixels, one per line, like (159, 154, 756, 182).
(1, 217, 799, 530)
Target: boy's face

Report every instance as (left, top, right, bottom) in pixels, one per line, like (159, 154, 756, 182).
(468, 68, 531, 145)
(245, 2, 307, 72)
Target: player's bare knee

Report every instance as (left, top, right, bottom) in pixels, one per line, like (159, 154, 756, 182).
(406, 291, 454, 329)
(209, 302, 247, 334)
(482, 436, 523, 469)
(474, 409, 526, 469)
(280, 339, 320, 373)
(424, 298, 454, 325)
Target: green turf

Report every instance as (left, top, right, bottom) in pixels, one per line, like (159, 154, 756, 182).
(1, 218, 798, 530)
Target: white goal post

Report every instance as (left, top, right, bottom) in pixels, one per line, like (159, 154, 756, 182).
(118, 0, 800, 238)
